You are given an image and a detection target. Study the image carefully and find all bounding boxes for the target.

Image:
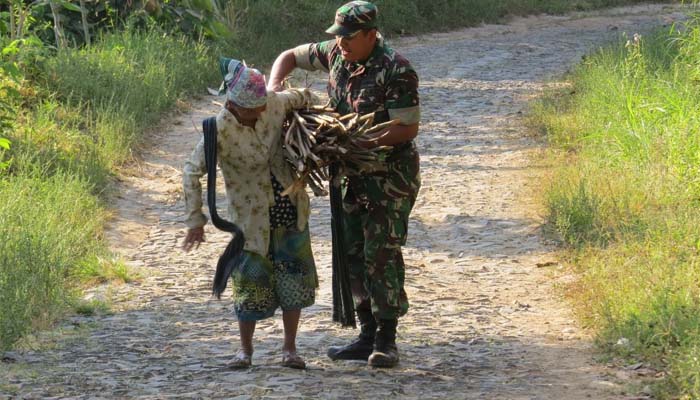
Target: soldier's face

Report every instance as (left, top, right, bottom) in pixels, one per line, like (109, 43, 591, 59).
(336, 29, 377, 62)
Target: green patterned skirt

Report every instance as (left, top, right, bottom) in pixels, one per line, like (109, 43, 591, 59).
(231, 224, 318, 321)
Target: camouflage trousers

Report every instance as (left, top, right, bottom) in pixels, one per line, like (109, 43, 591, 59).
(342, 141, 420, 320)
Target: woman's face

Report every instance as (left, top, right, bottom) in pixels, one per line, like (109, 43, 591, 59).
(226, 100, 266, 124)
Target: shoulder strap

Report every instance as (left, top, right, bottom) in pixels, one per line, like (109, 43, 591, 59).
(329, 163, 356, 328)
(202, 116, 245, 298)
(203, 117, 232, 232)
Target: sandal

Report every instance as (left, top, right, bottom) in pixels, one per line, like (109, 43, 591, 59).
(281, 351, 306, 369)
(227, 352, 252, 369)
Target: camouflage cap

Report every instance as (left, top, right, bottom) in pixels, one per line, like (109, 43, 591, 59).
(325, 1, 378, 37)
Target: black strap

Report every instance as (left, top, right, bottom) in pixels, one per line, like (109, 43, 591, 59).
(203, 116, 246, 298)
(330, 163, 356, 328)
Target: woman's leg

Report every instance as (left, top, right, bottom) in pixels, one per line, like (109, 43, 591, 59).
(229, 319, 257, 368)
(227, 249, 276, 368)
(238, 320, 256, 356)
(282, 309, 301, 353)
(281, 308, 305, 368)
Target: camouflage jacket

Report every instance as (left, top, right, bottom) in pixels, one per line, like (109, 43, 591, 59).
(293, 33, 420, 126)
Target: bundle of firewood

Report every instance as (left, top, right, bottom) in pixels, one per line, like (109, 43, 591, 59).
(281, 106, 398, 196)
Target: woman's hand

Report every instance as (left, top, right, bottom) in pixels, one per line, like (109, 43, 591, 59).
(182, 227, 205, 252)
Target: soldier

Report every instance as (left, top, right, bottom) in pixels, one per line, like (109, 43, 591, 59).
(268, 1, 420, 368)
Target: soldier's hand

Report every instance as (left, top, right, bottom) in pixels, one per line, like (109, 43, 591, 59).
(356, 138, 377, 149)
(358, 127, 392, 149)
(182, 227, 205, 252)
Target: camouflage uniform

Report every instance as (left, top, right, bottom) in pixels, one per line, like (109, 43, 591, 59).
(294, 19, 420, 320)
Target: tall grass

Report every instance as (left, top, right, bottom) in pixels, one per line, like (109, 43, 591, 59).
(46, 29, 217, 169)
(531, 8, 700, 398)
(0, 174, 105, 350)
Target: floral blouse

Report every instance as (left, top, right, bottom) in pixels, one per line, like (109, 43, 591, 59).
(183, 88, 316, 255)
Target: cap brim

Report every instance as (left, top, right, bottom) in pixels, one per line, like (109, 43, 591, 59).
(325, 24, 360, 37)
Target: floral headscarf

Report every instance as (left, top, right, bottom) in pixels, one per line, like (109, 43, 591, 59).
(218, 57, 267, 109)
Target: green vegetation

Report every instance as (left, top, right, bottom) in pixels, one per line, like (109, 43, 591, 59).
(73, 299, 112, 316)
(0, 174, 105, 349)
(45, 29, 215, 172)
(530, 6, 700, 398)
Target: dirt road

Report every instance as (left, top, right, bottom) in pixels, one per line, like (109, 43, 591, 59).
(1, 4, 685, 399)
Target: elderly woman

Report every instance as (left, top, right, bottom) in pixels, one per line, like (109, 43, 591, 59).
(181, 58, 318, 369)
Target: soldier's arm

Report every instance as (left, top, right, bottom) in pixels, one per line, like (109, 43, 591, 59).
(361, 61, 420, 148)
(268, 41, 335, 91)
(268, 49, 297, 92)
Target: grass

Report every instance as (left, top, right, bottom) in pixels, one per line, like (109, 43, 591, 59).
(73, 299, 112, 317)
(530, 7, 700, 398)
(0, 174, 105, 350)
(45, 29, 217, 170)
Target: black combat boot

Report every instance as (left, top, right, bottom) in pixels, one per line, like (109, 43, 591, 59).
(367, 318, 399, 368)
(327, 310, 377, 360)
